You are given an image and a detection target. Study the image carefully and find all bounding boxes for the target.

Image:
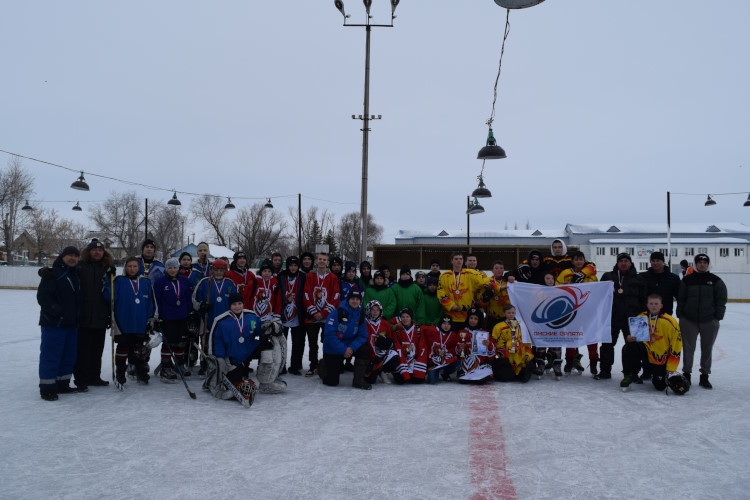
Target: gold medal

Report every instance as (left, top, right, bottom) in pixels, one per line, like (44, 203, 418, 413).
(617, 288, 624, 294)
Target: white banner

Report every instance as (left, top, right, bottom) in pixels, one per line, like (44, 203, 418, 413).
(507, 281, 613, 348)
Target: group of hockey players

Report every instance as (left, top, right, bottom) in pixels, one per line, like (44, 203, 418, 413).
(37, 236, 726, 405)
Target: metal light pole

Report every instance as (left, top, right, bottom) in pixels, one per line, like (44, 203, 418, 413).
(335, 0, 399, 263)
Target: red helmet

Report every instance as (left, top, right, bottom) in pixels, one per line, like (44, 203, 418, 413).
(212, 259, 227, 270)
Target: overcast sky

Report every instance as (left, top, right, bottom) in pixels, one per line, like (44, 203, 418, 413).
(2, 1, 748, 243)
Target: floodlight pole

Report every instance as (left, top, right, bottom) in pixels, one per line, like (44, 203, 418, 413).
(343, 10, 395, 264)
(467, 196, 471, 247)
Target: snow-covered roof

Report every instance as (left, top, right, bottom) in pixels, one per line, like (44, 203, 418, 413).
(565, 222, 750, 234)
(208, 245, 235, 259)
(589, 237, 750, 244)
(395, 228, 567, 239)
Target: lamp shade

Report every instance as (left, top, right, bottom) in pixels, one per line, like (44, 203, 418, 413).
(225, 197, 236, 210)
(704, 195, 716, 207)
(264, 198, 274, 209)
(72, 201, 82, 211)
(477, 128, 506, 160)
(472, 176, 492, 198)
(168, 191, 182, 206)
(71, 171, 90, 191)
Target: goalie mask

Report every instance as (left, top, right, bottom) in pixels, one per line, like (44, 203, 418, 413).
(236, 379, 257, 404)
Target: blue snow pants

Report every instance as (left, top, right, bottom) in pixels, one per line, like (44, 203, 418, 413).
(39, 326, 78, 394)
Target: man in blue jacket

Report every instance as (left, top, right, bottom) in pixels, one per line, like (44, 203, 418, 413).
(320, 290, 371, 389)
(37, 246, 83, 401)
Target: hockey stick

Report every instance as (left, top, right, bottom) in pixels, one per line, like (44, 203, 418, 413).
(162, 330, 196, 399)
(109, 274, 116, 384)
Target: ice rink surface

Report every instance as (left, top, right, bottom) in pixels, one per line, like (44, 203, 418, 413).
(1, 289, 748, 499)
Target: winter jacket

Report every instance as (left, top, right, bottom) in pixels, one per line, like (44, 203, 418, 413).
(512, 250, 547, 285)
(192, 260, 212, 280)
(422, 288, 443, 326)
(103, 275, 155, 335)
(639, 268, 681, 316)
(391, 278, 425, 324)
(323, 302, 367, 355)
(543, 241, 572, 279)
(482, 274, 513, 323)
(210, 309, 264, 365)
(676, 271, 728, 322)
(154, 274, 193, 321)
(601, 266, 647, 324)
(365, 284, 397, 321)
(339, 277, 366, 303)
(77, 247, 113, 329)
(37, 255, 82, 328)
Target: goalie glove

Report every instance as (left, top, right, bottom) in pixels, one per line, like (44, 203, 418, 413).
(147, 330, 163, 349)
(573, 271, 585, 283)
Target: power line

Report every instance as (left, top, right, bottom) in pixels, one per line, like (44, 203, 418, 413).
(0, 148, 358, 206)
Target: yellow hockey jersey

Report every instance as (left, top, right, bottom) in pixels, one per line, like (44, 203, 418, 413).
(437, 269, 490, 323)
(637, 311, 682, 372)
(491, 320, 534, 375)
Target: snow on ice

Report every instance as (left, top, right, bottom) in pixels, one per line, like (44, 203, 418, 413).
(1, 289, 748, 499)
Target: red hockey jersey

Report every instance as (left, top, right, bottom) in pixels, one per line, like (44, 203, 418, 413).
(303, 272, 340, 324)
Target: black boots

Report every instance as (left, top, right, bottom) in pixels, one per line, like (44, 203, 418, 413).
(699, 373, 713, 389)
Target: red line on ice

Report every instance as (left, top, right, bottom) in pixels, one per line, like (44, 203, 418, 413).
(714, 345, 725, 362)
(469, 385, 517, 500)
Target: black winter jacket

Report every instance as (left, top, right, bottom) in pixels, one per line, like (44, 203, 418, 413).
(78, 247, 114, 329)
(37, 255, 82, 328)
(639, 268, 681, 316)
(601, 266, 647, 324)
(676, 272, 728, 322)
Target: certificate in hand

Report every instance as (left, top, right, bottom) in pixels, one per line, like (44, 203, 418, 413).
(628, 316, 651, 342)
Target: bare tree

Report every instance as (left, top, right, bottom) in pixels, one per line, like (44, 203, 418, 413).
(233, 203, 289, 263)
(89, 191, 144, 258)
(26, 207, 60, 265)
(56, 221, 88, 254)
(287, 205, 335, 253)
(190, 194, 230, 246)
(148, 201, 186, 260)
(335, 212, 383, 262)
(0, 157, 34, 265)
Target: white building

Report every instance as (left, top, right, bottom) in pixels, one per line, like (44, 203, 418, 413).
(392, 222, 750, 299)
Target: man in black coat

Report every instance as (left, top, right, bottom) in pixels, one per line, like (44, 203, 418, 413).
(75, 239, 115, 389)
(37, 246, 83, 401)
(639, 251, 680, 316)
(599, 253, 647, 380)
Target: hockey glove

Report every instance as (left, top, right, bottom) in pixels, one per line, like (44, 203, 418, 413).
(573, 271, 585, 283)
(481, 289, 494, 302)
(106, 265, 117, 277)
(517, 264, 531, 280)
(375, 335, 394, 350)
